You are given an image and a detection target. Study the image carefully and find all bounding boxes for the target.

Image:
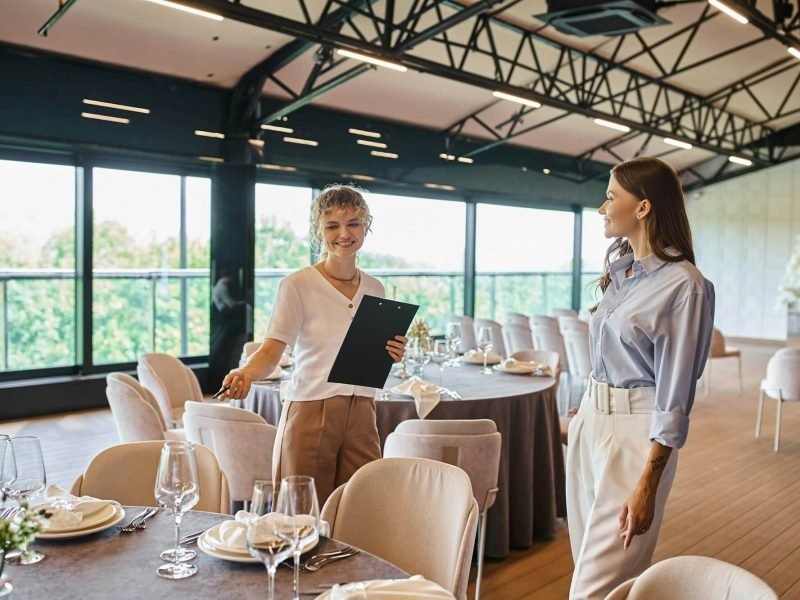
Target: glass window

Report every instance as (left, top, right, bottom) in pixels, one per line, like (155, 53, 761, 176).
(363, 192, 466, 335)
(475, 204, 574, 321)
(254, 183, 314, 337)
(92, 168, 209, 364)
(581, 207, 608, 311)
(0, 159, 76, 371)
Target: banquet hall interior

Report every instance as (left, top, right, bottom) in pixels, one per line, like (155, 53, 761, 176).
(2, 0, 800, 598)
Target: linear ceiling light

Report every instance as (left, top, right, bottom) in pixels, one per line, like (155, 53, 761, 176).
(457, 156, 474, 164)
(259, 164, 297, 172)
(543, 168, 551, 175)
(728, 155, 753, 166)
(283, 136, 318, 147)
(342, 173, 376, 181)
(198, 155, 223, 162)
(663, 138, 693, 150)
(82, 99, 150, 114)
(593, 118, 631, 133)
(371, 150, 398, 159)
(357, 139, 388, 148)
(81, 112, 130, 124)
(492, 90, 541, 109)
(195, 129, 225, 139)
(424, 183, 456, 191)
(336, 49, 407, 72)
(144, 0, 224, 21)
(789, 47, 800, 60)
(348, 128, 381, 138)
(439, 153, 456, 161)
(708, 0, 748, 24)
(261, 124, 293, 133)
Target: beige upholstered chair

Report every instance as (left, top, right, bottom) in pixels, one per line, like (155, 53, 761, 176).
(473, 318, 507, 358)
(531, 322, 571, 412)
(504, 322, 535, 355)
(505, 312, 530, 326)
(531, 315, 559, 331)
(558, 315, 589, 335)
(321, 457, 479, 600)
(384, 420, 501, 600)
(604, 556, 777, 599)
(705, 327, 742, 393)
(511, 349, 560, 379)
(183, 401, 277, 503)
(137, 353, 203, 426)
(71, 441, 230, 513)
(239, 341, 261, 367)
(448, 315, 477, 354)
(106, 373, 186, 443)
(756, 348, 800, 452)
(551, 308, 578, 318)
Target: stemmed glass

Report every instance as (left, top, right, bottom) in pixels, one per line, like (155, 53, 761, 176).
(477, 326, 494, 375)
(431, 340, 449, 386)
(446, 322, 463, 367)
(275, 476, 320, 600)
(247, 480, 294, 600)
(154, 441, 200, 580)
(3, 436, 46, 565)
(412, 337, 432, 377)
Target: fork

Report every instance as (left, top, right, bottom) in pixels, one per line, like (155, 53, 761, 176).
(304, 548, 360, 571)
(117, 508, 156, 533)
(133, 507, 160, 530)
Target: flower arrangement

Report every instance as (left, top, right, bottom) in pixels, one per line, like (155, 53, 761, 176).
(407, 319, 431, 343)
(778, 235, 800, 307)
(0, 506, 49, 586)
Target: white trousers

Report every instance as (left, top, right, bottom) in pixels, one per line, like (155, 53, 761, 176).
(566, 377, 678, 600)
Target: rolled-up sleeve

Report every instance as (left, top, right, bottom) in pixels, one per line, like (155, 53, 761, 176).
(650, 286, 715, 448)
(266, 278, 303, 347)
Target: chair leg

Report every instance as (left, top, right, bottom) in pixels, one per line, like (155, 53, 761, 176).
(756, 389, 765, 438)
(737, 356, 742, 393)
(475, 510, 488, 600)
(774, 395, 783, 453)
(705, 360, 711, 395)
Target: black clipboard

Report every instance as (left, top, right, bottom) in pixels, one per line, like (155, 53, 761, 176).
(327, 294, 419, 389)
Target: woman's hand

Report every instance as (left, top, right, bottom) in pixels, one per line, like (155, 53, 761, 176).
(386, 335, 408, 363)
(618, 483, 656, 550)
(220, 368, 254, 400)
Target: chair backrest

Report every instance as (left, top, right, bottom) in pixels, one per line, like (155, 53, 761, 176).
(551, 308, 578, 318)
(505, 312, 530, 326)
(504, 322, 535, 355)
(448, 315, 477, 354)
(182, 401, 276, 502)
(532, 327, 569, 372)
(395, 418, 497, 435)
(106, 373, 167, 442)
(473, 318, 507, 358)
(70, 441, 230, 513)
(511, 350, 560, 377)
(384, 427, 501, 513)
(563, 329, 592, 378)
(558, 315, 589, 335)
(765, 348, 800, 402)
(137, 353, 203, 424)
(321, 458, 479, 600)
(709, 327, 727, 357)
(605, 556, 777, 600)
(530, 315, 559, 331)
(239, 341, 261, 366)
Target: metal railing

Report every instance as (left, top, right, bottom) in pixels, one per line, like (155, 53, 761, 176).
(0, 267, 589, 372)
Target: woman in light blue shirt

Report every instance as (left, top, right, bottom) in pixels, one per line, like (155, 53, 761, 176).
(566, 157, 715, 599)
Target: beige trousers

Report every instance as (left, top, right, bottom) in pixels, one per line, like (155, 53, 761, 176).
(272, 394, 382, 506)
(566, 377, 678, 600)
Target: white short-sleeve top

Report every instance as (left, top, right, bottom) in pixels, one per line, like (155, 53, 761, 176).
(266, 266, 385, 402)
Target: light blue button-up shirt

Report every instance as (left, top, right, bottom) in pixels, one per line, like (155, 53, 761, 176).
(590, 250, 715, 449)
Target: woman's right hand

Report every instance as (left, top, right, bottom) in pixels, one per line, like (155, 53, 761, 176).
(221, 368, 253, 400)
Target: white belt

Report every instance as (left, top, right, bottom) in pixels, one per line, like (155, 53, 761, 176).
(588, 375, 654, 415)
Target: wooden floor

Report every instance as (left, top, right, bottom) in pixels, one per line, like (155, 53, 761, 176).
(3, 342, 800, 598)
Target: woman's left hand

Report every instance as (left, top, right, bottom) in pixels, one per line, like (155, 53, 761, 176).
(386, 335, 408, 363)
(618, 483, 657, 550)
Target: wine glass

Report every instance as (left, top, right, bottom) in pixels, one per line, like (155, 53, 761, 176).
(477, 326, 494, 375)
(154, 441, 200, 580)
(412, 337, 432, 377)
(247, 480, 294, 600)
(3, 436, 46, 565)
(275, 476, 320, 600)
(446, 322, 463, 367)
(431, 340, 449, 386)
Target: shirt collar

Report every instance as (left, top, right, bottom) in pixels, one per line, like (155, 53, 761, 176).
(608, 246, 680, 288)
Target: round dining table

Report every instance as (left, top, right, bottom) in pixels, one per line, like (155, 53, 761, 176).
(236, 362, 567, 559)
(10, 507, 407, 599)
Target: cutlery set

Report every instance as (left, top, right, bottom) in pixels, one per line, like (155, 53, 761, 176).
(116, 507, 159, 533)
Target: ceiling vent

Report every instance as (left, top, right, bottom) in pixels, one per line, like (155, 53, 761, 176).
(536, 0, 670, 37)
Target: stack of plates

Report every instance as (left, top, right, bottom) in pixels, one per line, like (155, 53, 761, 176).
(35, 503, 125, 539)
(493, 361, 547, 375)
(198, 518, 319, 563)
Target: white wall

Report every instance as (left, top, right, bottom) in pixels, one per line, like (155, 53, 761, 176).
(688, 158, 800, 340)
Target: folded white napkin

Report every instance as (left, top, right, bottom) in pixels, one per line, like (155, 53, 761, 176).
(209, 511, 327, 553)
(463, 349, 502, 364)
(392, 376, 440, 419)
(315, 575, 456, 599)
(41, 485, 118, 530)
(498, 358, 552, 376)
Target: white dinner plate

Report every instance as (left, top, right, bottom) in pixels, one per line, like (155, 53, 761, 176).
(389, 384, 441, 397)
(34, 502, 118, 533)
(198, 521, 318, 564)
(463, 353, 502, 366)
(493, 364, 536, 375)
(37, 504, 125, 539)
